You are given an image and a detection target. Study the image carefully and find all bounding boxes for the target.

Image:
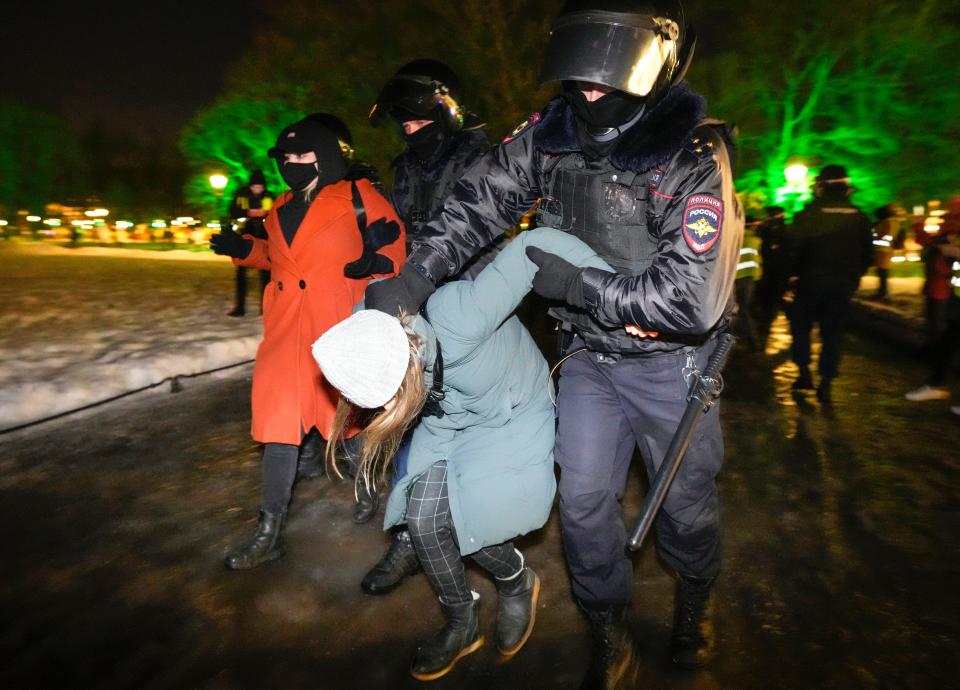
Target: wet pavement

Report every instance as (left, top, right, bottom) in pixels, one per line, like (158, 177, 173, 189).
(1, 314, 958, 690)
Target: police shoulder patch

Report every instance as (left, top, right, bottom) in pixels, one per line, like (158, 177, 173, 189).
(502, 111, 541, 143)
(682, 194, 723, 253)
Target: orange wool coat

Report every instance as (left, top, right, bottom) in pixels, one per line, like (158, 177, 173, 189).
(234, 178, 406, 444)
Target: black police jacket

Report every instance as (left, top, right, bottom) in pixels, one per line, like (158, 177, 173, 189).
(407, 84, 742, 353)
(789, 194, 874, 285)
(391, 128, 490, 246)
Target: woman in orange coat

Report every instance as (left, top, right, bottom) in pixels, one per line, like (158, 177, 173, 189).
(211, 116, 406, 569)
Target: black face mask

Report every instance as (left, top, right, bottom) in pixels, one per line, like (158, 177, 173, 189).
(404, 121, 447, 163)
(279, 161, 319, 192)
(564, 88, 645, 130)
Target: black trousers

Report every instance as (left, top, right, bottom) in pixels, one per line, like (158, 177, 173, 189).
(555, 339, 724, 607)
(235, 267, 271, 312)
(930, 296, 960, 387)
(790, 279, 856, 379)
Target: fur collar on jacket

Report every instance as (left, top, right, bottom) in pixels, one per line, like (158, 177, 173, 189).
(534, 83, 707, 173)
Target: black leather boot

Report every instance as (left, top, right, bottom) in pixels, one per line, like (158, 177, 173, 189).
(296, 430, 324, 481)
(494, 566, 540, 656)
(361, 529, 421, 595)
(792, 365, 815, 391)
(578, 603, 638, 690)
(224, 510, 286, 570)
(669, 574, 716, 669)
(352, 481, 379, 524)
(410, 596, 484, 681)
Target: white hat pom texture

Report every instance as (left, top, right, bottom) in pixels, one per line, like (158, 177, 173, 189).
(311, 310, 411, 409)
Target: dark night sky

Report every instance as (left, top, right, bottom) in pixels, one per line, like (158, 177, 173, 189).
(1, 0, 256, 144)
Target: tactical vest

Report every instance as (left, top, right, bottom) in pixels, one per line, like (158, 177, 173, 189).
(401, 138, 484, 240)
(536, 152, 661, 353)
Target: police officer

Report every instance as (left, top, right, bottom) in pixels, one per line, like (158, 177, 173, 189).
(788, 165, 873, 403)
(227, 170, 273, 317)
(735, 215, 762, 348)
(370, 59, 494, 275)
(366, 1, 742, 684)
(756, 206, 789, 325)
(359, 59, 495, 596)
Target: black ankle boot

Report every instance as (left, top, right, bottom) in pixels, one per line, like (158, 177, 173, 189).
(494, 566, 540, 656)
(352, 481, 380, 523)
(670, 574, 716, 669)
(361, 529, 421, 595)
(410, 596, 484, 681)
(792, 365, 814, 391)
(578, 602, 637, 690)
(296, 431, 324, 481)
(224, 510, 286, 570)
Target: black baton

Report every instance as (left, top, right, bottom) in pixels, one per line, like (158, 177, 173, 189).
(627, 332, 736, 552)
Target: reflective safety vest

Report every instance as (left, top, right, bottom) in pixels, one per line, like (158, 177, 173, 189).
(952, 259, 960, 297)
(736, 229, 762, 281)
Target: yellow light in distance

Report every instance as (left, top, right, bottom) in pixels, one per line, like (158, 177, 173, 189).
(784, 164, 808, 184)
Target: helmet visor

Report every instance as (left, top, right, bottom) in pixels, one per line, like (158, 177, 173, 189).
(369, 75, 440, 126)
(540, 10, 679, 96)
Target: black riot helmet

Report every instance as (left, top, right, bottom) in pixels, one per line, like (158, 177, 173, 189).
(541, 0, 696, 106)
(369, 59, 480, 131)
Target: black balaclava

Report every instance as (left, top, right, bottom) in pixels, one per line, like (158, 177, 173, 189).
(399, 106, 451, 164)
(564, 83, 647, 160)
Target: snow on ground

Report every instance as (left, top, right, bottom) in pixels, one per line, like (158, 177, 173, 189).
(0, 241, 262, 430)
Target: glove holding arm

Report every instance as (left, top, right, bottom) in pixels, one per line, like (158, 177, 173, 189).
(344, 217, 401, 279)
(210, 229, 253, 259)
(525, 246, 587, 308)
(364, 262, 436, 316)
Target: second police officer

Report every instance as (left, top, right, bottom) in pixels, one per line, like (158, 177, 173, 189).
(365, 1, 742, 686)
(359, 59, 496, 596)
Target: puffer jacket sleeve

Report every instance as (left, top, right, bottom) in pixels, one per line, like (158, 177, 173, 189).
(579, 130, 742, 336)
(405, 125, 543, 285)
(431, 228, 612, 343)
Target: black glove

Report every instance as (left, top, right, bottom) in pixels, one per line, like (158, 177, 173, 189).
(344, 218, 401, 279)
(525, 246, 586, 308)
(365, 264, 435, 316)
(210, 230, 253, 259)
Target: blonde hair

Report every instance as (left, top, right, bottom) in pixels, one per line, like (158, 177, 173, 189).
(325, 317, 429, 497)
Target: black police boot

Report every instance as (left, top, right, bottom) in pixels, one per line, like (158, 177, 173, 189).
(410, 595, 484, 681)
(816, 377, 833, 404)
(224, 510, 286, 570)
(227, 307, 245, 317)
(352, 481, 380, 524)
(578, 602, 638, 690)
(296, 431, 324, 481)
(792, 365, 815, 391)
(494, 566, 540, 656)
(361, 529, 421, 595)
(669, 574, 716, 669)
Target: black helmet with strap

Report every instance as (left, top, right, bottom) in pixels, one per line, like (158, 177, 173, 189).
(369, 59, 481, 131)
(541, 0, 696, 107)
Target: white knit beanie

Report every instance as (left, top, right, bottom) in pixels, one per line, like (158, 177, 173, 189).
(311, 310, 411, 409)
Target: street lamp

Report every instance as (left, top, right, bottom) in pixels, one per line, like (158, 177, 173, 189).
(209, 174, 229, 223)
(784, 164, 808, 184)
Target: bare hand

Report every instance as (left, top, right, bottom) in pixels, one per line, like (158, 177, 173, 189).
(625, 325, 659, 338)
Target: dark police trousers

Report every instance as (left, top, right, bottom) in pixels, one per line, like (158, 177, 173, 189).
(790, 278, 856, 380)
(556, 337, 723, 606)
